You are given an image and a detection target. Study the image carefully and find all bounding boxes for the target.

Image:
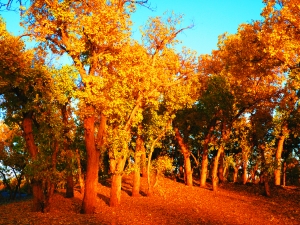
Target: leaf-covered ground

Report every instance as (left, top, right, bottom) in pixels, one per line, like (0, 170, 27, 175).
(0, 176, 300, 225)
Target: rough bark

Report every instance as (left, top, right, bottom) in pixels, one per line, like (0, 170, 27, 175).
(81, 112, 99, 214)
(274, 135, 285, 186)
(174, 128, 193, 186)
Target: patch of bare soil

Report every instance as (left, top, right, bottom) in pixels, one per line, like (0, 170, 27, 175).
(0, 175, 299, 225)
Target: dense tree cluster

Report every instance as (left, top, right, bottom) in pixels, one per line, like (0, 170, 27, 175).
(0, 0, 300, 214)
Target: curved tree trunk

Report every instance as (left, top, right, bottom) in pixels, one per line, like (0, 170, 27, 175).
(174, 128, 193, 186)
(23, 112, 44, 212)
(274, 135, 285, 186)
(81, 113, 99, 214)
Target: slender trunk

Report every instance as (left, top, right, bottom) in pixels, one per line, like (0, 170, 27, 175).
(132, 135, 143, 197)
(62, 104, 74, 198)
(110, 156, 126, 207)
(218, 151, 225, 183)
(81, 112, 99, 214)
(174, 128, 193, 186)
(242, 154, 248, 185)
(141, 146, 147, 178)
(200, 134, 210, 187)
(147, 125, 169, 196)
(23, 112, 44, 212)
(212, 146, 224, 191)
(283, 161, 287, 187)
(274, 135, 285, 186)
(76, 149, 84, 193)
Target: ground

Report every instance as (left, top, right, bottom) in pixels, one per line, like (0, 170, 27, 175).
(0, 175, 299, 225)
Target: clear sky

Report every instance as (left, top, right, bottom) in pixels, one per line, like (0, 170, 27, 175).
(0, 0, 265, 56)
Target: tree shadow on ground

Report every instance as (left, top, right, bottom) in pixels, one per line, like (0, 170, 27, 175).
(97, 193, 110, 206)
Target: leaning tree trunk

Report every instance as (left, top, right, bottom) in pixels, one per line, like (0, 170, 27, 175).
(23, 112, 44, 212)
(274, 135, 285, 186)
(174, 128, 193, 186)
(81, 112, 100, 214)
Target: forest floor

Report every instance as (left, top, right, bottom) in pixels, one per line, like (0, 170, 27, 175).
(0, 175, 300, 225)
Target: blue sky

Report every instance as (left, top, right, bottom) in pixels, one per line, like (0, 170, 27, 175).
(1, 0, 265, 55)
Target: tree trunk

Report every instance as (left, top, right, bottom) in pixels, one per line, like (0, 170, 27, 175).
(66, 175, 74, 198)
(242, 154, 248, 185)
(283, 161, 287, 187)
(233, 166, 239, 183)
(274, 135, 285, 186)
(22, 112, 44, 212)
(81, 113, 99, 214)
(141, 143, 147, 178)
(218, 151, 225, 183)
(110, 156, 126, 207)
(263, 173, 271, 197)
(261, 147, 271, 197)
(174, 128, 193, 186)
(132, 134, 143, 197)
(62, 104, 74, 198)
(200, 135, 210, 187)
(76, 149, 84, 193)
(212, 146, 224, 191)
(250, 163, 258, 183)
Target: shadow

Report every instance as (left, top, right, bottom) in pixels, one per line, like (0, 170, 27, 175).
(139, 190, 147, 196)
(97, 193, 110, 206)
